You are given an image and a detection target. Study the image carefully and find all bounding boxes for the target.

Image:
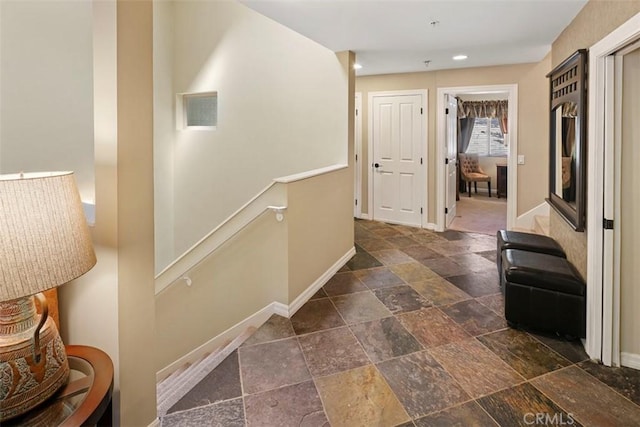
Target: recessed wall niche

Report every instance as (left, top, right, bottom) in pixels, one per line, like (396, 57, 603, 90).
(177, 92, 218, 130)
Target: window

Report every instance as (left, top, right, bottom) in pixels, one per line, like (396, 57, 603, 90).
(177, 92, 217, 130)
(465, 117, 508, 157)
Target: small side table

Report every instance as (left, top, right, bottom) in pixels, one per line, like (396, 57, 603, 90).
(5, 345, 114, 427)
(497, 164, 508, 198)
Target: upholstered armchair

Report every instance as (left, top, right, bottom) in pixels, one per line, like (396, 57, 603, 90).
(459, 153, 491, 197)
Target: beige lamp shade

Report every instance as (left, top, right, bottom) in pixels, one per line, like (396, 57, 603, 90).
(0, 171, 96, 301)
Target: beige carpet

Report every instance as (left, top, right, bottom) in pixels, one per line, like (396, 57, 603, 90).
(449, 193, 507, 235)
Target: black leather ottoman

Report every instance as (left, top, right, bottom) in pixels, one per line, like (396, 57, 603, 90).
(502, 249, 586, 338)
(496, 230, 566, 283)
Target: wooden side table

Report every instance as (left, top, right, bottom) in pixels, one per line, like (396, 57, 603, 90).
(497, 164, 508, 198)
(4, 345, 114, 427)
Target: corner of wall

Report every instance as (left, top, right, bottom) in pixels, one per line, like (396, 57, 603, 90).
(549, 208, 587, 280)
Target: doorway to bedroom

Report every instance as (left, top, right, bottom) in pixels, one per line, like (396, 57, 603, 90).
(437, 85, 517, 236)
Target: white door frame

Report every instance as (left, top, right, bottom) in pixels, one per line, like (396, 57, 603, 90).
(436, 85, 518, 232)
(445, 94, 458, 227)
(367, 89, 429, 227)
(586, 11, 640, 365)
(354, 92, 362, 218)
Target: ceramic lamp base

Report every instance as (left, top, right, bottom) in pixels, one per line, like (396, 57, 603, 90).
(0, 295, 69, 421)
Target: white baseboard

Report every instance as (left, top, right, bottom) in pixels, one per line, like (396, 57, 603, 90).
(157, 326, 256, 416)
(148, 418, 161, 427)
(357, 213, 435, 232)
(621, 352, 640, 370)
(272, 301, 289, 317)
(514, 202, 549, 231)
(156, 302, 278, 382)
(287, 246, 356, 316)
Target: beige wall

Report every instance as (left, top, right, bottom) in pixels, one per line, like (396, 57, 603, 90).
(155, 0, 350, 269)
(288, 51, 354, 301)
(1, 0, 128, 423)
(154, 5, 353, 378)
(517, 54, 552, 217)
(115, 1, 157, 425)
(153, 0, 176, 271)
(60, 1, 121, 422)
(0, 0, 95, 201)
(464, 157, 507, 195)
(8, 1, 159, 424)
(552, 1, 640, 69)
(288, 168, 354, 300)
(549, 1, 640, 280)
(356, 61, 549, 222)
(550, 209, 587, 280)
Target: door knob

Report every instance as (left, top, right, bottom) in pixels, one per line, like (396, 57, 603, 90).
(374, 163, 380, 168)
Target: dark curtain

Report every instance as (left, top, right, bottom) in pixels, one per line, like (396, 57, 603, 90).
(458, 117, 475, 153)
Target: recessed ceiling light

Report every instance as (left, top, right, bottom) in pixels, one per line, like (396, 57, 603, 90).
(453, 55, 468, 61)
(353, 63, 362, 70)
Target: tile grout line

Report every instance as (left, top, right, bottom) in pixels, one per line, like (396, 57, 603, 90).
(370, 234, 536, 422)
(537, 361, 640, 411)
(173, 220, 636, 426)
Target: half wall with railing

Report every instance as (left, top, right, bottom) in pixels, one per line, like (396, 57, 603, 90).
(154, 164, 353, 378)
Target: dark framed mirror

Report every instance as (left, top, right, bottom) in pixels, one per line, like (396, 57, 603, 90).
(546, 49, 588, 231)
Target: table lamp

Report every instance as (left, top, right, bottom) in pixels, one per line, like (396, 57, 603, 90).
(0, 171, 96, 421)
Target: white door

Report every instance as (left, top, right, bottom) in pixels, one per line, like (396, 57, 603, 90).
(445, 95, 458, 227)
(602, 40, 640, 368)
(371, 93, 423, 226)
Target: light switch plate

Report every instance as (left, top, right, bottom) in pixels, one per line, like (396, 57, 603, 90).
(517, 155, 525, 165)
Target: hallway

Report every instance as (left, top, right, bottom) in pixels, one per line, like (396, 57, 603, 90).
(160, 220, 640, 426)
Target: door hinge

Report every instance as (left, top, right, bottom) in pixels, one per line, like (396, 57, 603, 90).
(355, 154, 358, 161)
(420, 207, 423, 214)
(420, 157, 423, 165)
(445, 158, 449, 165)
(355, 108, 359, 116)
(445, 208, 448, 214)
(420, 107, 423, 115)
(445, 108, 449, 114)
(603, 218, 614, 230)
(355, 199, 358, 206)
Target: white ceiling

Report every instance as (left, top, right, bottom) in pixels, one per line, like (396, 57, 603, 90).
(240, 0, 588, 76)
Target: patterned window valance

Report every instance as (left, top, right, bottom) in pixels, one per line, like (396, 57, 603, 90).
(456, 99, 508, 119)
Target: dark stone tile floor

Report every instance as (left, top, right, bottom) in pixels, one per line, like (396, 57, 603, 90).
(160, 220, 640, 427)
